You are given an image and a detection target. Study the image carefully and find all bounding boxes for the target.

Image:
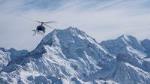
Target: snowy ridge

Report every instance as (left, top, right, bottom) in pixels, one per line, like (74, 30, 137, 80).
(0, 50, 10, 71)
(0, 27, 150, 84)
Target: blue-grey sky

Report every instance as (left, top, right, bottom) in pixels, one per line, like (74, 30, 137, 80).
(0, 0, 150, 51)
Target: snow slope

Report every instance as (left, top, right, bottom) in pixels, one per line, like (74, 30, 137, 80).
(0, 27, 150, 84)
(0, 49, 10, 71)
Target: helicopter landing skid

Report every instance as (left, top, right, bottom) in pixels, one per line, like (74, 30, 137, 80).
(32, 30, 44, 36)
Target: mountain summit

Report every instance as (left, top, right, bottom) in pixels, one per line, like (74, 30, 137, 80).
(0, 27, 150, 84)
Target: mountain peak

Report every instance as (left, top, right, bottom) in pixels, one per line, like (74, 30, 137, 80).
(65, 26, 80, 32)
(118, 34, 144, 51)
(101, 34, 145, 56)
(41, 26, 86, 44)
(49, 26, 84, 35)
(118, 34, 137, 43)
(32, 27, 108, 59)
(38, 27, 94, 47)
(119, 34, 130, 38)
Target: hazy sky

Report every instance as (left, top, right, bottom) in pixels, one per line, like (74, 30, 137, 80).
(0, 0, 150, 51)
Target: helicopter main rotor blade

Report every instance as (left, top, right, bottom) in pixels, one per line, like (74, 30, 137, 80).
(36, 21, 43, 23)
(44, 23, 52, 28)
(36, 21, 56, 24)
(44, 21, 56, 23)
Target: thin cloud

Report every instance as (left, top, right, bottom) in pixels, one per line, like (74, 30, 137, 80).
(0, 0, 149, 50)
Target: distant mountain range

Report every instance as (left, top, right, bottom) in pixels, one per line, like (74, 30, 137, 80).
(0, 27, 150, 84)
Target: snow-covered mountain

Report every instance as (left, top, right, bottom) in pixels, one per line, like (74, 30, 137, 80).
(0, 27, 150, 84)
(142, 39, 150, 56)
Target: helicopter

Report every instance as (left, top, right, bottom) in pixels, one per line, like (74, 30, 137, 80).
(32, 21, 55, 35)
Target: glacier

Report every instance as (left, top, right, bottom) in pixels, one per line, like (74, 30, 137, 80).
(0, 27, 150, 84)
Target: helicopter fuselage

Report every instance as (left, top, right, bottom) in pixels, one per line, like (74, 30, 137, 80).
(33, 21, 54, 35)
(36, 25, 45, 33)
